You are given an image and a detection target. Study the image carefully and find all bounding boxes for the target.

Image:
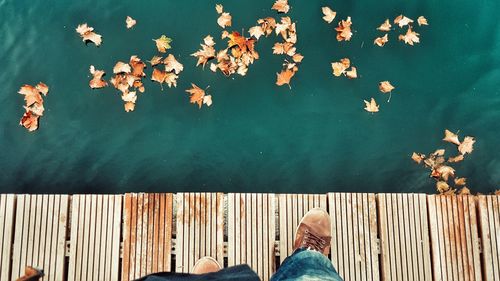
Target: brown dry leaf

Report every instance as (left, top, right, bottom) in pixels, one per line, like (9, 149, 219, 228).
(412, 152, 425, 164)
(276, 69, 295, 88)
(18, 83, 49, 132)
(129, 56, 146, 77)
(345, 67, 357, 79)
(76, 23, 102, 46)
(124, 102, 135, 112)
(443, 129, 461, 146)
(89, 65, 108, 89)
(433, 149, 446, 156)
(433, 165, 455, 181)
(185, 83, 211, 108)
(215, 4, 224, 14)
(163, 72, 179, 88)
(455, 177, 467, 186)
(20, 111, 39, 131)
(272, 0, 290, 13)
(331, 62, 347, 77)
(257, 17, 277, 36)
(126, 16, 136, 29)
(292, 53, 304, 63)
(394, 15, 414, 28)
(458, 186, 471, 195)
(374, 34, 389, 47)
(377, 19, 391, 31)
(153, 35, 172, 53)
(191, 40, 216, 67)
(204, 35, 216, 47)
(494, 190, 500, 195)
(163, 54, 184, 74)
(379, 81, 395, 93)
(458, 136, 475, 155)
(149, 56, 163, 66)
(436, 181, 451, 194)
(448, 155, 464, 163)
(151, 68, 168, 83)
(417, 16, 428, 26)
(273, 42, 296, 56)
(364, 98, 379, 113)
(217, 12, 232, 28)
(335, 17, 353, 41)
(399, 27, 420, 45)
(113, 61, 131, 74)
(322, 7, 336, 23)
(36, 83, 49, 96)
(18, 85, 43, 107)
(249, 26, 265, 40)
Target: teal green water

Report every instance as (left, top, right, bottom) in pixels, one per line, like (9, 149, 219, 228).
(1, 0, 499, 193)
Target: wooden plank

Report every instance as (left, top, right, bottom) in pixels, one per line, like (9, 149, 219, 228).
(378, 194, 390, 280)
(146, 194, 154, 275)
(110, 195, 122, 281)
(278, 194, 286, 265)
(428, 195, 442, 281)
(88, 195, 97, 281)
(357, 194, 366, 281)
(0, 194, 15, 281)
(406, 194, 417, 281)
(286, 194, 292, 258)
(468, 196, 482, 281)
(256, 193, 263, 277)
(491, 196, 500, 281)
(11, 195, 25, 279)
(335, 193, 343, 276)
(368, 194, 379, 281)
(268, 193, 276, 279)
(340, 193, 349, 280)
(98, 195, 108, 281)
(329, 193, 338, 270)
(452, 196, 464, 281)
(194, 193, 200, 265)
(352, 193, 360, 281)
(262, 193, 269, 280)
(479, 195, 500, 281)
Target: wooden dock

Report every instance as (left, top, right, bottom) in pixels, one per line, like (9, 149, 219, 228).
(0, 193, 499, 281)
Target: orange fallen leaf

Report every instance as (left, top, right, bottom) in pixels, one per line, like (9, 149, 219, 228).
(443, 129, 461, 146)
(76, 23, 102, 46)
(436, 181, 451, 194)
(417, 16, 428, 26)
(322, 7, 336, 23)
(185, 83, 212, 108)
(374, 34, 389, 47)
(20, 111, 39, 132)
(292, 53, 304, 63)
(89, 65, 108, 89)
(412, 152, 425, 164)
(364, 98, 379, 113)
(335, 17, 353, 41)
(130, 56, 146, 77)
(433, 165, 455, 181)
(249, 26, 265, 39)
(124, 102, 135, 112)
(331, 62, 347, 77)
(149, 56, 163, 66)
(215, 4, 224, 14)
(276, 69, 295, 88)
(18, 83, 49, 132)
(448, 155, 464, 163)
(153, 35, 172, 53)
(379, 81, 395, 93)
(191, 38, 216, 67)
(345, 67, 357, 79)
(217, 12, 232, 28)
(272, 0, 290, 13)
(458, 136, 475, 155)
(163, 54, 184, 74)
(257, 17, 277, 36)
(377, 19, 391, 31)
(113, 61, 131, 74)
(455, 177, 467, 186)
(458, 186, 470, 195)
(126, 16, 136, 29)
(399, 27, 420, 45)
(394, 15, 414, 28)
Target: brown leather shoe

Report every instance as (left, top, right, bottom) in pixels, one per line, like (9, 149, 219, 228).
(191, 256, 222, 274)
(293, 208, 331, 256)
(16, 266, 43, 281)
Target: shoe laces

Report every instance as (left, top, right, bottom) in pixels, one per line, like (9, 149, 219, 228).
(301, 228, 327, 252)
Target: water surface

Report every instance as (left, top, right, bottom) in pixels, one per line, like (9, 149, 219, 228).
(1, 0, 499, 194)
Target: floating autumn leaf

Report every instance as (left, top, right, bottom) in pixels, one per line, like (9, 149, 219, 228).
(417, 16, 428, 26)
(110, 56, 147, 112)
(217, 12, 232, 28)
(436, 181, 451, 194)
(377, 19, 391, 31)
(124, 102, 135, 112)
(130, 55, 146, 78)
(345, 67, 357, 79)
(126, 16, 136, 29)
(272, 0, 290, 13)
(458, 186, 470, 195)
(249, 26, 265, 39)
(448, 154, 464, 163)
(455, 177, 467, 186)
(292, 53, 304, 63)
(432, 165, 455, 181)
(412, 152, 425, 164)
(276, 68, 295, 88)
(378, 81, 394, 94)
(322, 7, 336, 23)
(335, 17, 353, 41)
(18, 83, 49, 132)
(163, 54, 184, 74)
(443, 129, 461, 145)
(364, 98, 379, 113)
(257, 17, 277, 36)
(191, 36, 216, 67)
(374, 34, 389, 47)
(89, 65, 108, 89)
(399, 27, 420, 45)
(273, 42, 296, 56)
(154, 35, 172, 53)
(149, 56, 163, 66)
(215, 4, 224, 14)
(113, 61, 131, 74)
(185, 83, 212, 108)
(331, 62, 347, 77)
(458, 136, 475, 155)
(76, 23, 102, 46)
(394, 15, 414, 28)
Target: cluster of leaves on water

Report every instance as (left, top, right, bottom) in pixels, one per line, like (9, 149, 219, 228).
(412, 130, 476, 194)
(18, 83, 49, 131)
(374, 15, 428, 47)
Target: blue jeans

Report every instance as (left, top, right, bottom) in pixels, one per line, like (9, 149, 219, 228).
(271, 248, 343, 281)
(138, 248, 343, 281)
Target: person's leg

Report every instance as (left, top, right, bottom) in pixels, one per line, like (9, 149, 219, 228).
(271, 208, 343, 281)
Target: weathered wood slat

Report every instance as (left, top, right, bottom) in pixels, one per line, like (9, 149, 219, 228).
(478, 195, 500, 281)
(228, 193, 275, 281)
(328, 193, 379, 281)
(0, 194, 15, 281)
(67, 195, 121, 281)
(176, 193, 223, 273)
(429, 195, 481, 281)
(10, 195, 68, 281)
(122, 193, 172, 280)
